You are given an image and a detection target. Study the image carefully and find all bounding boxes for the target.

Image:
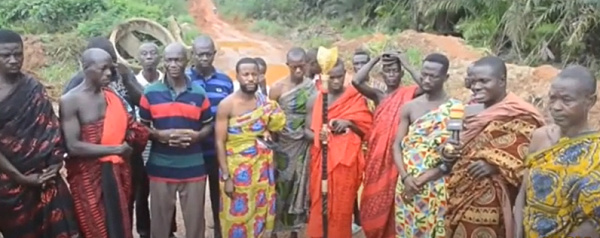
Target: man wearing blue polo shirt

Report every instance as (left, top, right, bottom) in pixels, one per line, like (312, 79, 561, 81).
(186, 36, 234, 238)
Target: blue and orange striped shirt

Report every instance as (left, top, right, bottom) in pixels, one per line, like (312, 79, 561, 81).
(139, 79, 213, 181)
(186, 67, 234, 159)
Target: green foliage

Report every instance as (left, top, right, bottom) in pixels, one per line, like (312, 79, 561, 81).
(76, 0, 164, 37)
(0, 0, 106, 33)
(1, 0, 188, 37)
(422, 0, 600, 65)
(39, 61, 79, 84)
(216, 0, 600, 67)
(0, 0, 192, 86)
(250, 20, 287, 37)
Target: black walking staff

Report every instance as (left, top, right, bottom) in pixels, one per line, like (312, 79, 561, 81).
(316, 46, 338, 238)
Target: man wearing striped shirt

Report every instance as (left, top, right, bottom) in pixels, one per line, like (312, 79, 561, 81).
(186, 36, 234, 238)
(133, 42, 177, 238)
(139, 43, 213, 238)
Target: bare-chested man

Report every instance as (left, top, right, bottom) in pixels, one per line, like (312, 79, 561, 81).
(392, 53, 462, 237)
(215, 57, 286, 238)
(515, 65, 600, 238)
(0, 29, 79, 238)
(63, 37, 143, 108)
(269, 47, 315, 238)
(353, 51, 424, 238)
(60, 48, 149, 238)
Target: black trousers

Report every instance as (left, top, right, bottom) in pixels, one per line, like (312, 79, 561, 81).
(354, 199, 361, 225)
(205, 156, 222, 238)
(130, 153, 176, 237)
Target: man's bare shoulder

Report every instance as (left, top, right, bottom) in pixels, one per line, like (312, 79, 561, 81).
(401, 97, 420, 111)
(272, 78, 288, 88)
(60, 85, 89, 108)
(531, 125, 554, 141)
(60, 89, 81, 104)
(218, 93, 237, 110)
(269, 80, 287, 99)
(528, 125, 556, 154)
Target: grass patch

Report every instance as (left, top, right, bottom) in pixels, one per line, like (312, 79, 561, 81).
(38, 62, 79, 85)
(35, 33, 87, 88)
(302, 37, 334, 48)
(214, 0, 374, 47)
(177, 14, 196, 25)
(250, 19, 287, 37)
(403, 48, 423, 66)
(338, 25, 372, 40)
(182, 27, 202, 45)
(2, 0, 196, 89)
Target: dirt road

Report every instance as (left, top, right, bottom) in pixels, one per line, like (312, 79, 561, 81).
(132, 0, 366, 237)
(188, 0, 291, 85)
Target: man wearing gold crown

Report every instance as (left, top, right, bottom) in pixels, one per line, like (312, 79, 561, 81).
(444, 56, 544, 238)
(391, 53, 462, 238)
(305, 53, 373, 238)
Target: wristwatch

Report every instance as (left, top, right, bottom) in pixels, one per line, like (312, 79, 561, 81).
(221, 173, 231, 181)
(438, 163, 451, 175)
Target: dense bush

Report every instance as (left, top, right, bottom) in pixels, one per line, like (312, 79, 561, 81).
(217, 0, 600, 67)
(0, 0, 188, 37)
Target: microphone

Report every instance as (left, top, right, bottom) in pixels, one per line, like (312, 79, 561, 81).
(441, 104, 465, 168)
(447, 104, 465, 142)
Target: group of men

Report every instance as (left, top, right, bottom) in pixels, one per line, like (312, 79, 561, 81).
(0, 25, 599, 238)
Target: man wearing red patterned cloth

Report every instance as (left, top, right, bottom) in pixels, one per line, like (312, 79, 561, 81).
(60, 48, 149, 238)
(353, 51, 422, 238)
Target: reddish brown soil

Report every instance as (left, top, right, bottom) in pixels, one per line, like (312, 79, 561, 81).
(22, 36, 46, 71)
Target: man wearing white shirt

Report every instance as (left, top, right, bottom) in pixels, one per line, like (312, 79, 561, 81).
(133, 42, 176, 238)
(254, 57, 270, 96)
(136, 43, 163, 86)
(306, 48, 322, 84)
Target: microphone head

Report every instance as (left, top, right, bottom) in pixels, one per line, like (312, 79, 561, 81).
(447, 104, 465, 131)
(449, 104, 465, 120)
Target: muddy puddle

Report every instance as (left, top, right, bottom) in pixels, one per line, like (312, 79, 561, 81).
(213, 40, 290, 84)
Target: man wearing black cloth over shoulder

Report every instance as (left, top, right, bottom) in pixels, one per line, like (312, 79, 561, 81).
(0, 29, 80, 238)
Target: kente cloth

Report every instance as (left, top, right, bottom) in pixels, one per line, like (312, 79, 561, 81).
(0, 74, 79, 238)
(307, 86, 373, 238)
(360, 85, 418, 238)
(65, 89, 148, 238)
(273, 79, 316, 232)
(524, 130, 600, 237)
(395, 99, 462, 238)
(219, 94, 286, 238)
(445, 93, 544, 238)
